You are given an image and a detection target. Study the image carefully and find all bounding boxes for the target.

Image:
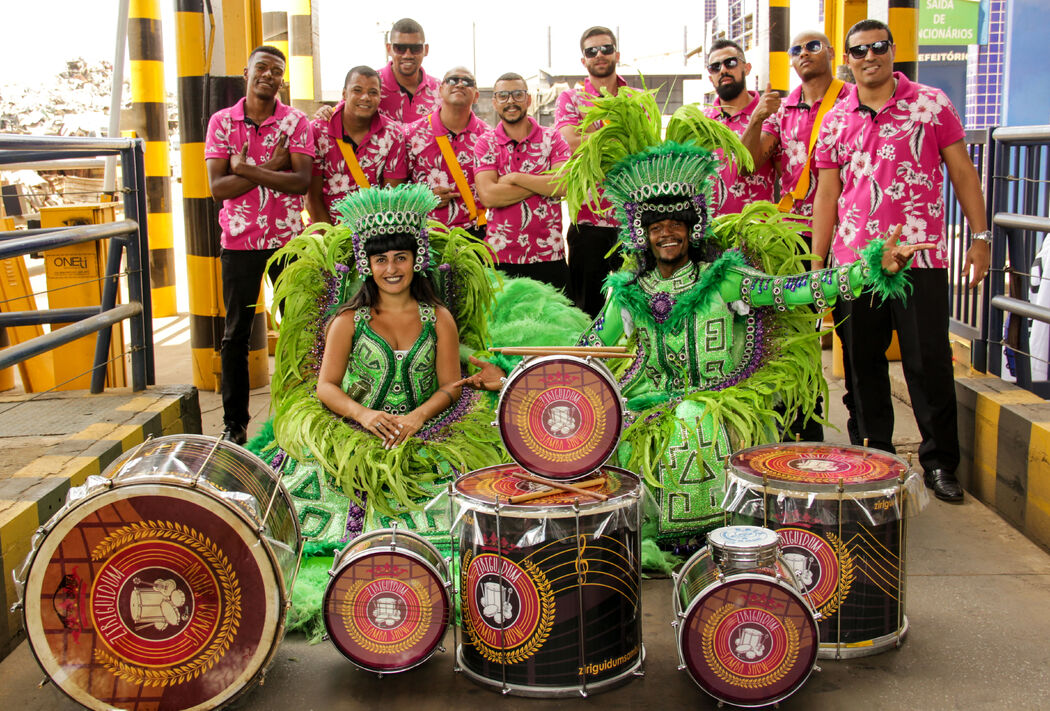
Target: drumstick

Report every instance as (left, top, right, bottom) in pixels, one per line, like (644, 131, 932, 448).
(508, 471, 609, 502)
(507, 477, 606, 504)
(492, 348, 635, 359)
(491, 345, 627, 354)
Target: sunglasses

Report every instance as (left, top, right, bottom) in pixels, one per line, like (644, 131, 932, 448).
(707, 56, 740, 73)
(391, 43, 425, 55)
(788, 39, 824, 57)
(847, 40, 892, 59)
(444, 76, 476, 87)
(494, 90, 528, 103)
(583, 44, 616, 59)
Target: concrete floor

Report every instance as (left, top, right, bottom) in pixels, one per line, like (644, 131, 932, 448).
(3, 326, 1049, 709)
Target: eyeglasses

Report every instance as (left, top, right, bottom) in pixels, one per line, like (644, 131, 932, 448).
(443, 76, 476, 87)
(494, 90, 528, 103)
(788, 39, 824, 57)
(706, 56, 740, 73)
(583, 44, 616, 59)
(391, 43, 425, 55)
(847, 40, 892, 59)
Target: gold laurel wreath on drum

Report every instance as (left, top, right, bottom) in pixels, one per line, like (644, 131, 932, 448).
(702, 604, 800, 690)
(460, 553, 555, 665)
(515, 389, 606, 463)
(340, 579, 433, 655)
(90, 521, 242, 688)
(817, 532, 854, 619)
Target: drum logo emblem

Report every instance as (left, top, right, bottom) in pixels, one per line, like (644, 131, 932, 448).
(777, 527, 852, 618)
(461, 552, 554, 664)
(342, 577, 433, 653)
(787, 457, 850, 474)
(703, 606, 799, 687)
(520, 387, 604, 460)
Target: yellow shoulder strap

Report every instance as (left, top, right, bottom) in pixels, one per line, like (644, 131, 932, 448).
(335, 138, 372, 190)
(778, 78, 845, 213)
(431, 114, 486, 226)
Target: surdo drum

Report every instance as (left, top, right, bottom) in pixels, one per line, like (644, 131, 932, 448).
(323, 527, 450, 673)
(673, 526, 820, 708)
(451, 463, 643, 697)
(722, 443, 928, 659)
(17, 435, 301, 711)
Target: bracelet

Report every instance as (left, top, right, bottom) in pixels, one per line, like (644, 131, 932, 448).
(972, 230, 992, 244)
(437, 388, 456, 406)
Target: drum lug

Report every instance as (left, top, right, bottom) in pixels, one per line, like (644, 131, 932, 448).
(633, 668, 645, 677)
(489, 420, 498, 428)
(9, 601, 23, 612)
(321, 633, 330, 642)
(437, 644, 446, 653)
(258, 672, 266, 686)
(677, 664, 686, 672)
(814, 664, 823, 673)
(578, 689, 588, 699)
(37, 677, 50, 688)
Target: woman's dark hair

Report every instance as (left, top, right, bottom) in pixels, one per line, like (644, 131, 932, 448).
(342, 231, 444, 310)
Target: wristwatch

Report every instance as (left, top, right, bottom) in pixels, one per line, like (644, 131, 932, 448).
(971, 230, 992, 244)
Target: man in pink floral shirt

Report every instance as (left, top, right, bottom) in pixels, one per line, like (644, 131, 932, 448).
(379, 18, 441, 125)
(306, 66, 407, 225)
(475, 73, 571, 291)
(812, 19, 991, 503)
(205, 45, 313, 444)
(702, 39, 777, 216)
(555, 26, 627, 318)
(405, 66, 488, 237)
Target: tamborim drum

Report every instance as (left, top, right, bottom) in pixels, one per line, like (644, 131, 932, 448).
(673, 526, 820, 708)
(16, 435, 301, 711)
(496, 355, 624, 480)
(324, 527, 450, 673)
(722, 442, 928, 659)
(452, 463, 643, 697)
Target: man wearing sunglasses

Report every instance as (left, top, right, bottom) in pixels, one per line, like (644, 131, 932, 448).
(555, 26, 629, 318)
(474, 73, 572, 291)
(405, 67, 489, 237)
(702, 39, 776, 216)
(812, 19, 991, 504)
(379, 17, 441, 124)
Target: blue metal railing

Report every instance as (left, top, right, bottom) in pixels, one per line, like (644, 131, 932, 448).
(0, 135, 154, 392)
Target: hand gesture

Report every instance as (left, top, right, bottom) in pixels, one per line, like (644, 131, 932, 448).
(961, 236, 991, 288)
(388, 411, 425, 448)
(880, 226, 934, 274)
(354, 407, 402, 446)
(229, 143, 249, 175)
(433, 185, 460, 207)
(313, 104, 335, 122)
(754, 82, 782, 123)
(266, 133, 291, 171)
(462, 355, 507, 392)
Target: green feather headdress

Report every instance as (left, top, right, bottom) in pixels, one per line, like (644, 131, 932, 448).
(332, 184, 440, 276)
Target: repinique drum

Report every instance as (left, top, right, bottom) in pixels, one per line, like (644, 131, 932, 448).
(16, 435, 301, 711)
(722, 442, 929, 659)
(673, 526, 820, 708)
(452, 463, 643, 697)
(324, 526, 450, 673)
(497, 355, 625, 480)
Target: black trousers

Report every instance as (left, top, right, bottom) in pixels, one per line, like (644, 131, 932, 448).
(835, 268, 959, 473)
(567, 224, 622, 320)
(496, 259, 570, 294)
(220, 248, 284, 430)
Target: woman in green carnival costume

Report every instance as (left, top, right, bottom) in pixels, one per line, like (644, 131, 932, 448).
(559, 88, 930, 571)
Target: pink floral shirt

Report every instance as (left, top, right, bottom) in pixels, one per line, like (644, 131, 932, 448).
(554, 76, 628, 227)
(312, 105, 407, 215)
(404, 110, 489, 229)
(204, 98, 314, 250)
(378, 63, 441, 125)
(704, 92, 778, 215)
(813, 73, 966, 268)
(761, 82, 852, 217)
(473, 117, 571, 264)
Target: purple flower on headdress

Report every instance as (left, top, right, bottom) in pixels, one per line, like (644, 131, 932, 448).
(649, 292, 675, 324)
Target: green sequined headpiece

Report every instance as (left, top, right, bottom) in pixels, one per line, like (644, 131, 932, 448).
(332, 184, 440, 276)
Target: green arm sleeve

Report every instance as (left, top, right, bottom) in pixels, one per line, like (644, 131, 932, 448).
(718, 262, 870, 310)
(577, 297, 626, 346)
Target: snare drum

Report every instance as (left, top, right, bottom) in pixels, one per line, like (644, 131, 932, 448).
(17, 435, 301, 711)
(323, 527, 450, 673)
(452, 463, 643, 697)
(673, 526, 819, 708)
(723, 442, 928, 659)
(497, 355, 624, 480)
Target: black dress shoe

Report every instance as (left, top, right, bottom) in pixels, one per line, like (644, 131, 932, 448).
(221, 424, 247, 446)
(924, 468, 964, 503)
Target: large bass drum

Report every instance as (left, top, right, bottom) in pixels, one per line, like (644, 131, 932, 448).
(16, 435, 301, 710)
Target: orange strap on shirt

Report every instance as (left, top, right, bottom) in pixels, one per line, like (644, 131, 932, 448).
(430, 114, 486, 226)
(778, 79, 845, 213)
(335, 138, 372, 189)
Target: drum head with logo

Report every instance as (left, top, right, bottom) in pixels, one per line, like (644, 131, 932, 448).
(324, 546, 449, 672)
(497, 356, 623, 480)
(680, 575, 819, 707)
(730, 442, 909, 493)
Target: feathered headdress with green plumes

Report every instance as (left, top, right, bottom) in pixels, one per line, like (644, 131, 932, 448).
(557, 85, 754, 252)
(332, 184, 440, 276)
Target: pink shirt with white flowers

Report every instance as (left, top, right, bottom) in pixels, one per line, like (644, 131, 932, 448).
(473, 118, 571, 264)
(813, 73, 965, 268)
(761, 82, 852, 217)
(204, 98, 314, 250)
(404, 110, 489, 229)
(378, 63, 441, 125)
(554, 76, 628, 227)
(311, 105, 407, 215)
(704, 92, 778, 215)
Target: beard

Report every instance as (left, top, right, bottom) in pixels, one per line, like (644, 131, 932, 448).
(715, 76, 747, 102)
(588, 61, 617, 79)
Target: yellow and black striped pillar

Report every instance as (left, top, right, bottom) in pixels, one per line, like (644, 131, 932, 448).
(262, 10, 290, 105)
(128, 0, 176, 317)
(768, 0, 790, 93)
(174, 0, 222, 390)
(888, 0, 919, 80)
(826, 0, 869, 78)
(289, 0, 319, 114)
